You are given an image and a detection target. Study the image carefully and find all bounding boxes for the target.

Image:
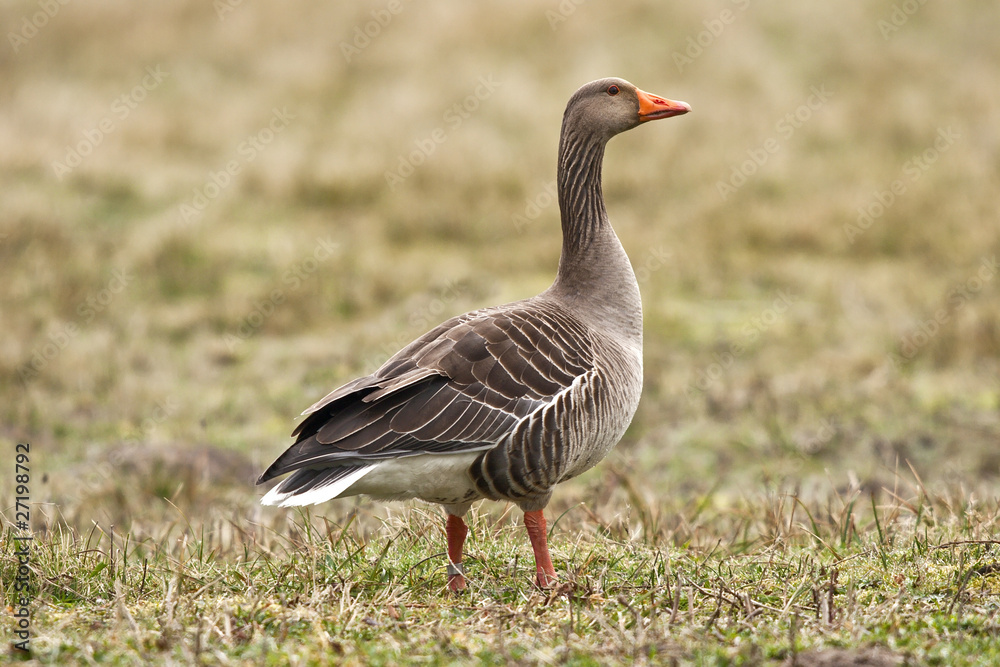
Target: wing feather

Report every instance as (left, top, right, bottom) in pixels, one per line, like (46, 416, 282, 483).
(257, 299, 595, 486)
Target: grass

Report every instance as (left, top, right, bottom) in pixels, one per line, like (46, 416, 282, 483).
(2, 0, 999, 664)
(4, 471, 1000, 665)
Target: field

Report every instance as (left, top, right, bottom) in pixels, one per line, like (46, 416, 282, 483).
(2, 0, 999, 664)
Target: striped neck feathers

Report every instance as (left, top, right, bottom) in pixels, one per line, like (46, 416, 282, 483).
(549, 124, 642, 341)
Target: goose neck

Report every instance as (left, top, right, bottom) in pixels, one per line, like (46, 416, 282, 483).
(556, 127, 609, 259)
(549, 125, 642, 343)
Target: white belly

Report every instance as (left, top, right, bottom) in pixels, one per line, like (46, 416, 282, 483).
(348, 452, 482, 505)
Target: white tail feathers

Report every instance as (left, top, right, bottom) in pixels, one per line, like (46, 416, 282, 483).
(260, 465, 374, 507)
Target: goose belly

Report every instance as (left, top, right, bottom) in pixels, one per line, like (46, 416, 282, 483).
(348, 452, 482, 505)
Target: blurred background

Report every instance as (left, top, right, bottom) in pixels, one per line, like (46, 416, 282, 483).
(1, 0, 998, 531)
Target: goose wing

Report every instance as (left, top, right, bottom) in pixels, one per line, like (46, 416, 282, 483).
(257, 301, 594, 484)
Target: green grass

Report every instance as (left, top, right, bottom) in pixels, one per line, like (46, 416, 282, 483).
(4, 472, 1000, 665)
(2, 0, 999, 663)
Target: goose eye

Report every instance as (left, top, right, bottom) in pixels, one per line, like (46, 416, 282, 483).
(607, 85, 620, 96)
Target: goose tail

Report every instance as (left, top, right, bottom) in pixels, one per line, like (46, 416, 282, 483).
(260, 465, 374, 507)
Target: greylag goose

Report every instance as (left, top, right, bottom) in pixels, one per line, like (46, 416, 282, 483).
(258, 78, 690, 591)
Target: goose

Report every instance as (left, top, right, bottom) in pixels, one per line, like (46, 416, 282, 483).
(257, 78, 690, 591)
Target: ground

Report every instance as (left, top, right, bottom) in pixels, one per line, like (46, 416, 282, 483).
(1, 0, 999, 664)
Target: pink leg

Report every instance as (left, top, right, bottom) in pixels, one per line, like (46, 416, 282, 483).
(523, 509, 557, 588)
(446, 514, 469, 592)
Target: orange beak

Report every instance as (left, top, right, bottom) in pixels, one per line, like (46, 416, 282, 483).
(637, 88, 691, 122)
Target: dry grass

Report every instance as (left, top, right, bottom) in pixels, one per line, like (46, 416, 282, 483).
(4, 462, 1000, 665)
(1, 0, 999, 664)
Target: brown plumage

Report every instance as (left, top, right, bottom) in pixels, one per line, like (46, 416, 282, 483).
(258, 78, 690, 591)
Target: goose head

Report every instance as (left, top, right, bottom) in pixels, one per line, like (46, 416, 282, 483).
(562, 77, 691, 139)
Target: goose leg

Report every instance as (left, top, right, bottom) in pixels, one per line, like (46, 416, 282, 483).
(523, 509, 557, 587)
(445, 513, 469, 592)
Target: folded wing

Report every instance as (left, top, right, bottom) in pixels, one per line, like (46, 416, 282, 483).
(257, 301, 595, 486)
